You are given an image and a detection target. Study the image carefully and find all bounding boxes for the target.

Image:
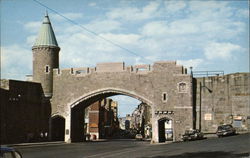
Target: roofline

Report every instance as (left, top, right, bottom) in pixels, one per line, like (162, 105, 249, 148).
(32, 45, 60, 50)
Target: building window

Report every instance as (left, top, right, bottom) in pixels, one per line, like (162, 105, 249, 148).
(45, 65, 49, 73)
(162, 92, 168, 102)
(178, 82, 187, 93)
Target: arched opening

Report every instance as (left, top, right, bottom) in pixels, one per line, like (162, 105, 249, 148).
(158, 118, 173, 143)
(69, 89, 153, 143)
(51, 116, 65, 141)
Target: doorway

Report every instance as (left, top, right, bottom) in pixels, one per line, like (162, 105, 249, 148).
(51, 116, 65, 141)
(158, 118, 173, 142)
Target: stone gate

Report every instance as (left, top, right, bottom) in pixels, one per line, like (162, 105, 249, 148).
(50, 61, 194, 143)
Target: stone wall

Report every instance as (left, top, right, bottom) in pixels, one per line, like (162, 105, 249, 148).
(0, 80, 51, 144)
(194, 73, 250, 133)
(51, 61, 193, 142)
(32, 47, 59, 97)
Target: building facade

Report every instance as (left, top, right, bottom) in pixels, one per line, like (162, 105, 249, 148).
(128, 103, 152, 137)
(0, 80, 50, 144)
(85, 98, 119, 140)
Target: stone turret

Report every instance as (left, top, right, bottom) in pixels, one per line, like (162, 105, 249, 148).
(32, 12, 60, 97)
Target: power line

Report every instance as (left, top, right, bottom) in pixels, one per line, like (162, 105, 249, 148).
(32, 0, 152, 63)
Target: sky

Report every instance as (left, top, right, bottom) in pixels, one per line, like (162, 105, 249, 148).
(1, 0, 249, 117)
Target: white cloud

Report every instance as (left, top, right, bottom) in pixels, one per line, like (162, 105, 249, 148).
(63, 25, 83, 34)
(141, 21, 167, 37)
(164, 1, 187, 13)
(204, 42, 242, 60)
(88, 2, 96, 7)
(24, 21, 41, 33)
(177, 59, 204, 70)
(26, 35, 36, 46)
(141, 1, 244, 39)
(106, 1, 160, 21)
(1, 45, 32, 80)
(142, 1, 160, 14)
(56, 27, 142, 68)
(189, 1, 228, 12)
(236, 9, 249, 18)
(84, 19, 121, 33)
(100, 33, 140, 45)
(141, 20, 199, 37)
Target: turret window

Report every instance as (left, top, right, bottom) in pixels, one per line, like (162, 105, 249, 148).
(45, 65, 50, 73)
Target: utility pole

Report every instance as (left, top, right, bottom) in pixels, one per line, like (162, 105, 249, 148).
(199, 80, 213, 132)
(199, 82, 202, 131)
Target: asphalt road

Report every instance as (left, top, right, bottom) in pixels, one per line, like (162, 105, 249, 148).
(15, 133, 250, 158)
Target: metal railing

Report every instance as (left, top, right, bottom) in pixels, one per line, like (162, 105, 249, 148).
(192, 71, 224, 77)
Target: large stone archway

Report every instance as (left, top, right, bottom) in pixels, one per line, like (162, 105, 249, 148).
(50, 61, 194, 143)
(68, 88, 154, 142)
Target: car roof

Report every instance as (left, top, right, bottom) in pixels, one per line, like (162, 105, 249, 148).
(220, 124, 232, 127)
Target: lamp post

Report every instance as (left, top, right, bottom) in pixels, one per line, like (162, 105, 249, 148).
(199, 82, 202, 131)
(190, 67, 193, 76)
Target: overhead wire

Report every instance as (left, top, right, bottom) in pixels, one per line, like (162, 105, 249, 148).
(33, 0, 152, 63)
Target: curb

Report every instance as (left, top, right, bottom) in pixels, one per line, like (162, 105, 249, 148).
(6, 141, 65, 147)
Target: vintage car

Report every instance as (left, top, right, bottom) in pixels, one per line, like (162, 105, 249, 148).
(216, 124, 236, 137)
(135, 134, 143, 141)
(182, 129, 204, 141)
(0, 147, 22, 158)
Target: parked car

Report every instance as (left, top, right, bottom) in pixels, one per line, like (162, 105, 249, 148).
(216, 124, 236, 137)
(182, 129, 204, 141)
(135, 134, 143, 141)
(0, 147, 22, 158)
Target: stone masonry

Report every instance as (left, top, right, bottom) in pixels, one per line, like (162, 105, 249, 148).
(50, 61, 193, 143)
(194, 73, 250, 133)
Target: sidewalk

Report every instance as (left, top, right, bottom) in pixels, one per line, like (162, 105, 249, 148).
(204, 133, 217, 138)
(4, 141, 65, 148)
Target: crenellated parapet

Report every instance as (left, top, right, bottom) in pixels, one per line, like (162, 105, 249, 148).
(53, 61, 188, 77)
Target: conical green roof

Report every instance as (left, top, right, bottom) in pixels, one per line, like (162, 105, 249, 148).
(33, 13, 58, 47)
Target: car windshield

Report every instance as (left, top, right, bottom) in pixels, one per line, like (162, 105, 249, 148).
(185, 130, 195, 134)
(218, 125, 232, 130)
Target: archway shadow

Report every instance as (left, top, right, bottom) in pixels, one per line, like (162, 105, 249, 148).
(70, 90, 154, 143)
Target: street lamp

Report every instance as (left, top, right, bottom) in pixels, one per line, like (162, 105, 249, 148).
(190, 67, 193, 76)
(199, 82, 212, 131)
